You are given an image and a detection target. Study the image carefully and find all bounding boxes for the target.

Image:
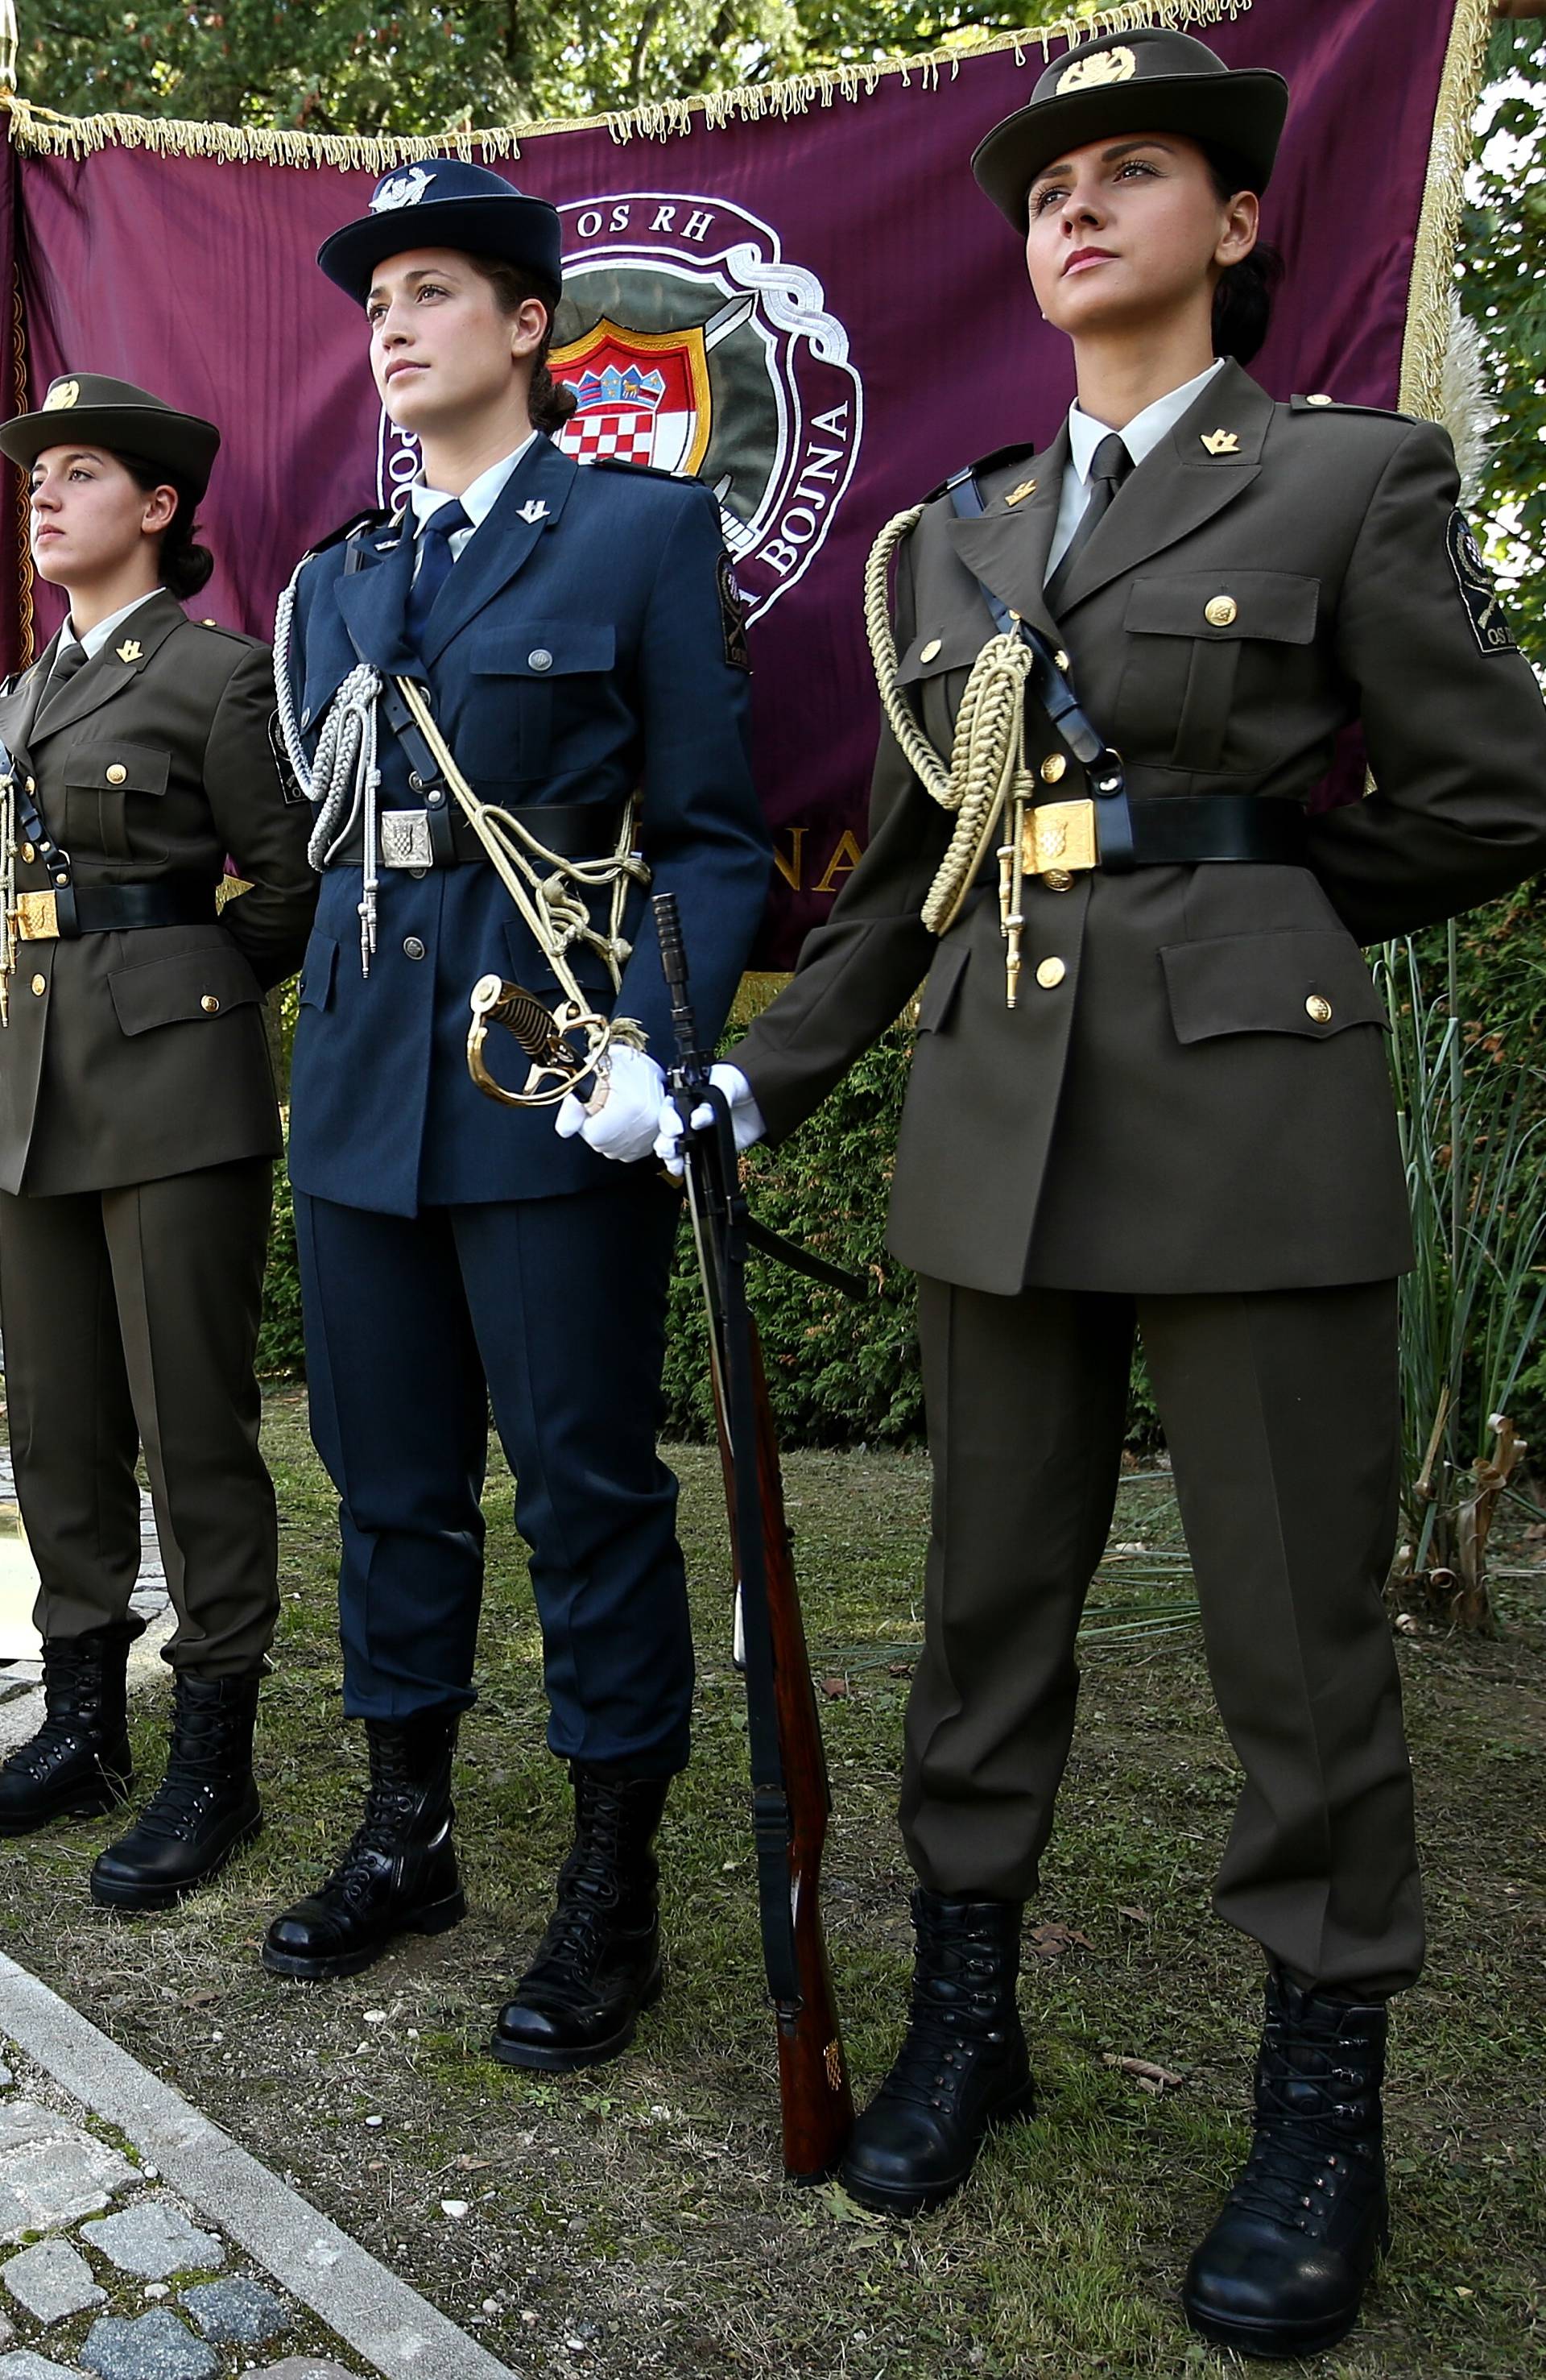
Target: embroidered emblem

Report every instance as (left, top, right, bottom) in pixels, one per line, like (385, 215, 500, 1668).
(717, 552, 751, 673)
(1201, 429, 1240, 457)
(370, 167, 434, 213)
(1447, 511, 1518, 656)
(381, 809, 436, 867)
(43, 379, 80, 412)
(1006, 480, 1039, 506)
(517, 499, 550, 524)
(1057, 45, 1136, 93)
(115, 639, 143, 664)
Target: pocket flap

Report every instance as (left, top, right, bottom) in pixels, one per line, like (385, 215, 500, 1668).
(108, 938, 263, 1037)
(471, 623, 616, 677)
(64, 742, 170, 797)
(895, 624, 986, 685)
(916, 936, 970, 1032)
(297, 931, 339, 1012)
(1125, 572, 1319, 645)
(1162, 929, 1385, 1045)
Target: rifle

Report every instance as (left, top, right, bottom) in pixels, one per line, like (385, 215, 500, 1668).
(653, 888, 855, 2184)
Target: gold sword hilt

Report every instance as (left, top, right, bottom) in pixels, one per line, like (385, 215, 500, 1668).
(466, 974, 603, 1109)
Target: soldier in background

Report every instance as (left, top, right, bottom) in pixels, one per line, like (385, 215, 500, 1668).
(640, 29, 1546, 2363)
(0, 375, 315, 1908)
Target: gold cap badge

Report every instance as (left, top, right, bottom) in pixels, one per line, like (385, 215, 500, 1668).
(1201, 429, 1240, 457)
(43, 379, 80, 412)
(1057, 45, 1136, 93)
(115, 640, 143, 664)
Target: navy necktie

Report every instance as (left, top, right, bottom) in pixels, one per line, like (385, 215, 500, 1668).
(405, 499, 469, 654)
(1046, 432, 1135, 617)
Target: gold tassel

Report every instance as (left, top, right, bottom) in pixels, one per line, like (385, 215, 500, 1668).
(1399, 0, 1494, 426)
(0, 6, 1255, 164)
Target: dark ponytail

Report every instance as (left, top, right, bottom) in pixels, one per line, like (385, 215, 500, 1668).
(1203, 147, 1284, 367)
(467, 255, 577, 437)
(117, 452, 214, 599)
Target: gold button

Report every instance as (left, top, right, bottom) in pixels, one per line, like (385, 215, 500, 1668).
(1044, 869, 1074, 894)
(30, 974, 44, 997)
(1306, 994, 1333, 1024)
(1035, 956, 1067, 990)
(1205, 596, 1238, 628)
(1040, 753, 1068, 784)
(919, 638, 942, 664)
(200, 994, 221, 1015)
(1306, 394, 1334, 408)
(20, 843, 33, 865)
(105, 764, 127, 786)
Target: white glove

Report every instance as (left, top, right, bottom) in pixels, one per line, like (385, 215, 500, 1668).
(653, 1064, 767, 1176)
(555, 1042, 668, 1164)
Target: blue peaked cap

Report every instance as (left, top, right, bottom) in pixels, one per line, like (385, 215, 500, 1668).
(317, 159, 563, 303)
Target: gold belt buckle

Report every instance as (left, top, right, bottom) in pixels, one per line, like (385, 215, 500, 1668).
(13, 892, 59, 942)
(1021, 797, 1098, 884)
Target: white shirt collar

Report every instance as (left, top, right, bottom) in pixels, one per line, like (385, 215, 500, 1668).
(409, 434, 539, 537)
(1067, 358, 1227, 486)
(61, 587, 167, 663)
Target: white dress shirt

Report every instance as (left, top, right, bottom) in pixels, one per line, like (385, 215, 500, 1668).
(408, 435, 539, 573)
(59, 586, 167, 662)
(1046, 358, 1226, 581)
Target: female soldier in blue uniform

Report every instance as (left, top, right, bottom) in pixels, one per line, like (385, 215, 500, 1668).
(261, 163, 771, 2079)
(641, 27, 1546, 2363)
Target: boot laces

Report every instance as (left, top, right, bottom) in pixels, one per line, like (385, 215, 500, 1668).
(1230, 2019, 1380, 2238)
(325, 1776, 428, 1906)
(126, 1713, 244, 1846)
(0, 1649, 109, 1782)
(883, 1935, 1013, 2113)
(524, 1782, 645, 1997)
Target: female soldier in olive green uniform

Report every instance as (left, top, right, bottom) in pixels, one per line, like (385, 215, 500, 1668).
(643, 29, 1546, 2363)
(0, 375, 316, 1908)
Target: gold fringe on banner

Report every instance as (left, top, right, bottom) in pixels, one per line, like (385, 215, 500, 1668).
(1399, 0, 1493, 424)
(0, 2, 1252, 168)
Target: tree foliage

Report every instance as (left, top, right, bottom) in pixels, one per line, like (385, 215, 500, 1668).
(1460, 18, 1546, 668)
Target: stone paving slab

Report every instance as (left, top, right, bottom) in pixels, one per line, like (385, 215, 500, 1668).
(0, 1451, 172, 1745)
(0, 1955, 517, 2380)
(1, 2244, 102, 2324)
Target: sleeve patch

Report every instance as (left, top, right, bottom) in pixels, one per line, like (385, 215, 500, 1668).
(1447, 511, 1518, 656)
(717, 553, 751, 673)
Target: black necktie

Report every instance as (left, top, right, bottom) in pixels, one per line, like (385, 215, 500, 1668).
(1046, 432, 1135, 616)
(41, 638, 87, 697)
(405, 499, 469, 655)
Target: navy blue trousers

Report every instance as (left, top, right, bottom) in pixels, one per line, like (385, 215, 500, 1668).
(295, 1177, 692, 1773)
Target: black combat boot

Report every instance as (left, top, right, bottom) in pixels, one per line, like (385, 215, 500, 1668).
(492, 1764, 669, 2071)
(1182, 1972, 1391, 2361)
(840, 1890, 1035, 2216)
(0, 1622, 142, 1836)
(261, 1711, 464, 1980)
(89, 1670, 263, 1910)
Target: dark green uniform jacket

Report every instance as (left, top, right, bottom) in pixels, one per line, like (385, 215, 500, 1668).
(738, 362, 1546, 1296)
(0, 591, 316, 1194)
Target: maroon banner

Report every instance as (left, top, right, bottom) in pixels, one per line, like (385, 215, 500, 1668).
(8, 1, 1459, 964)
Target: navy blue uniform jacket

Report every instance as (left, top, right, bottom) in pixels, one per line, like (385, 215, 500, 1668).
(283, 436, 771, 1215)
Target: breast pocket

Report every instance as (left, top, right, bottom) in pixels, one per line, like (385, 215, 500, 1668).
(1118, 572, 1320, 774)
(462, 622, 618, 787)
(61, 742, 170, 861)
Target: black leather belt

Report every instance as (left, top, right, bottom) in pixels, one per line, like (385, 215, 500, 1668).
(465, 801, 627, 863)
(12, 877, 217, 941)
(1118, 794, 1306, 867)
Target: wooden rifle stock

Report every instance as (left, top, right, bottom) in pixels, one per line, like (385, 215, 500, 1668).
(654, 891, 854, 2183)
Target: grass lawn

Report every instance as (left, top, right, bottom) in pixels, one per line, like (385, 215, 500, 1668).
(0, 1389, 1541, 2378)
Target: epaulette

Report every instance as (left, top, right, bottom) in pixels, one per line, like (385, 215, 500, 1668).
(593, 457, 692, 485)
(1290, 395, 1412, 420)
(189, 617, 263, 648)
(304, 505, 392, 560)
(924, 441, 1039, 505)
